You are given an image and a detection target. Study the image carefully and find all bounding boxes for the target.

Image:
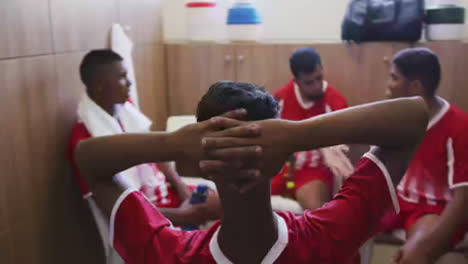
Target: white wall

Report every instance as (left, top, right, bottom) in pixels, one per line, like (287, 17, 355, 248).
(163, 0, 468, 43)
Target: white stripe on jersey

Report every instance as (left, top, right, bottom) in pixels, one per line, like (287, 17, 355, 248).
(397, 172, 408, 193)
(295, 152, 307, 170)
(408, 178, 420, 203)
(424, 183, 437, 205)
(447, 138, 455, 188)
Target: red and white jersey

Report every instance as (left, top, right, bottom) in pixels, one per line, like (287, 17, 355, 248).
(273, 80, 347, 190)
(111, 152, 398, 264)
(274, 80, 348, 121)
(397, 98, 468, 206)
(67, 122, 172, 207)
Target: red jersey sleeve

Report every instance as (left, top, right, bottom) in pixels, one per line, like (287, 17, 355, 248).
(67, 122, 92, 198)
(274, 80, 294, 101)
(111, 189, 173, 263)
(326, 86, 348, 111)
(111, 189, 217, 264)
(449, 120, 468, 188)
(298, 153, 398, 261)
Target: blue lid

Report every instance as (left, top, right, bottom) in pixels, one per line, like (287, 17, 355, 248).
(227, 3, 262, 25)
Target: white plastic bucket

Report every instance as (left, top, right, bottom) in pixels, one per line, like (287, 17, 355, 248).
(185, 2, 226, 42)
(426, 24, 464, 40)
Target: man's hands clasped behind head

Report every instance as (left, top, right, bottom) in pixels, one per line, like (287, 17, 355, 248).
(199, 116, 299, 193)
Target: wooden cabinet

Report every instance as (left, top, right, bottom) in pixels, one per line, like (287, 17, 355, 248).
(166, 44, 236, 115)
(166, 43, 291, 115)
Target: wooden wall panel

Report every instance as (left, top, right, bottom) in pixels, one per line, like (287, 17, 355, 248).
(267, 44, 303, 91)
(0, 181, 7, 233)
(453, 43, 468, 112)
(118, 0, 164, 44)
(314, 42, 410, 106)
(0, 56, 56, 225)
(0, 0, 52, 59)
(135, 45, 168, 130)
(0, 1, 164, 263)
(54, 52, 86, 133)
(419, 41, 461, 102)
(0, 231, 13, 264)
(167, 44, 236, 115)
(52, 52, 104, 264)
(50, 0, 118, 53)
(235, 44, 278, 93)
(11, 221, 41, 264)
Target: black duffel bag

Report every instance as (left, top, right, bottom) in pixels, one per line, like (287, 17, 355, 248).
(342, 0, 424, 42)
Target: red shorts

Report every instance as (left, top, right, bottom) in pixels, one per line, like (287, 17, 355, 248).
(271, 165, 334, 199)
(381, 196, 468, 247)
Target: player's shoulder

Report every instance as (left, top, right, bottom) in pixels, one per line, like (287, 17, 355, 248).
(354, 149, 387, 177)
(449, 104, 468, 123)
(274, 80, 294, 99)
(324, 83, 343, 96)
(70, 121, 91, 144)
(324, 84, 347, 105)
(447, 104, 468, 135)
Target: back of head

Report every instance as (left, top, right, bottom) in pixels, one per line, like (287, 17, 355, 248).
(80, 49, 123, 94)
(392, 48, 441, 97)
(196, 81, 279, 122)
(289, 47, 322, 78)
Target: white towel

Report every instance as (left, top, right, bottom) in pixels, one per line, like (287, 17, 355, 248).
(77, 94, 168, 199)
(111, 23, 139, 109)
(77, 94, 152, 137)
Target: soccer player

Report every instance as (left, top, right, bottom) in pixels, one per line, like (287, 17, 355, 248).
(381, 47, 468, 263)
(68, 49, 220, 226)
(76, 81, 428, 263)
(273, 47, 352, 210)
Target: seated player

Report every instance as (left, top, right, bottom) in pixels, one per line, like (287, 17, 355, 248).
(67, 49, 220, 226)
(75, 81, 428, 263)
(274, 47, 353, 210)
(380, 47, 468, 263)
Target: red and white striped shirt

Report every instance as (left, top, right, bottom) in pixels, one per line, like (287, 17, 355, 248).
(397, 98, 468, 206)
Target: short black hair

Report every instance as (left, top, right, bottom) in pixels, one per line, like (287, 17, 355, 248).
(196, 81, 279, 122)
(289, 47, 322, 78)
(392, 48, 441, 97)
(79, 49, 123, 89)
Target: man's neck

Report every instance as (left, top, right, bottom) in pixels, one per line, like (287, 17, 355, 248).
(92, 96, 116, 116)
(424, 96, 445, 121)
(217, 182, 277, 264)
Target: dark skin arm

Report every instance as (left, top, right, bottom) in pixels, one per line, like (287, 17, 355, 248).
(202, 97, 428, 185)
(200, 97, 429, 264)
(75, 109, 254, 220)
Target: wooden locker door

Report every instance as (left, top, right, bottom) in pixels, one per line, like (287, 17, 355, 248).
(166, 44, 235, 115)
(234, 44, 283, 94)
